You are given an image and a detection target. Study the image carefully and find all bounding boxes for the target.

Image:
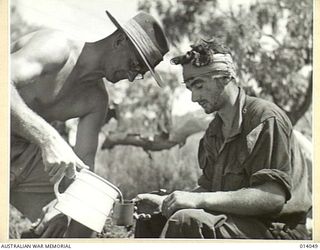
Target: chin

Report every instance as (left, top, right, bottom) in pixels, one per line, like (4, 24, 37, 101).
(202, 105, 215, 114)
(204, 109, 214, 114)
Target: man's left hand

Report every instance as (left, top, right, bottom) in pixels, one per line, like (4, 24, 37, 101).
(161, 191, 202, 218)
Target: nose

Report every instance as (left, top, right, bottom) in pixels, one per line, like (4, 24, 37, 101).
(191, 90, 199, 103)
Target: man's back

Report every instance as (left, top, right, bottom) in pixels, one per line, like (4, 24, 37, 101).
(11, 29, 106, 122)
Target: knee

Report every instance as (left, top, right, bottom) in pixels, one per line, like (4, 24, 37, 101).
(160, 209, 205, 238)
(169, 209, 203, 226)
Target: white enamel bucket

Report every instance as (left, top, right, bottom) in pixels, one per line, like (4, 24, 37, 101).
(54, 169, 123, 233)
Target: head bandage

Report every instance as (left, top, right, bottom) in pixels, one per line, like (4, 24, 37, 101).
(182, 53, 236, 81)
(170, 40, 237, 82)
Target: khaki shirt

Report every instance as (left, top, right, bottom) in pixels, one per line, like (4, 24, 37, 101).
(198, 88, 311, 224)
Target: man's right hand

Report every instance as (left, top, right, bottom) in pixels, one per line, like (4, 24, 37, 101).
(41, 136, 89, 183)
(28, 199, 69, 238)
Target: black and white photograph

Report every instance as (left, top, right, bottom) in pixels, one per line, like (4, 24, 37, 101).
(2, 0, 318, 245)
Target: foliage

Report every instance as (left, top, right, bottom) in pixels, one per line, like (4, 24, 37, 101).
(95, 132, 202, 199)
(9, 205, 32, 239)
(138, 0, 313, 125)
(106, 72, 179, 139)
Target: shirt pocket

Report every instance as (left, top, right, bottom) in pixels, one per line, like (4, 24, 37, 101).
(222, 159, 249, 191)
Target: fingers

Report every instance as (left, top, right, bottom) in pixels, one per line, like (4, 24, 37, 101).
(45, 161, 67, 183)
(30, 218, 41, 230)
(133, 212, 152, 220)
(132, 194, 153, 205)
(49, 166, 66, 183)
(65, 164, 76, 179)
(76, 160, 89, 170)
(48, 163, 60, 177)
(33, 219, 48, 235)
(161, 196, 170, 212)
(161, 195, 177, 218)
(132, 194, 148, 203)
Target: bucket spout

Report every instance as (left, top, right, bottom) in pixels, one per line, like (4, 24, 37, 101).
(103, 178, 124, 203)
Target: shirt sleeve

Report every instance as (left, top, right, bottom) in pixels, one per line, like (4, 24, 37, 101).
(245, 117, 292, 201)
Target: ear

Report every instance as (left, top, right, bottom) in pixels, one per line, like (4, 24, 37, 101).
(113, 32, 127, 49)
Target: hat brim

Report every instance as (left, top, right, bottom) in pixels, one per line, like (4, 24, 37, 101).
(106, 11, 164, 87)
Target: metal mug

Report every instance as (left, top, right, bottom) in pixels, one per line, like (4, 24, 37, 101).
(54, 168, 123, 233)
(112, 200, 135, 226)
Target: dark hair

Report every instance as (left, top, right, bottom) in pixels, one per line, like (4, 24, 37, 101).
(171, 38, 231, 66)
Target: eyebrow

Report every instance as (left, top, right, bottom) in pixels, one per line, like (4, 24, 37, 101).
(186, 78, 203, 89)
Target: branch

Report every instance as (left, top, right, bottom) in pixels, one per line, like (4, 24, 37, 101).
(101, 133, 183, 152)
(101, 114, 211, 152)
(261, 32, 282, 47)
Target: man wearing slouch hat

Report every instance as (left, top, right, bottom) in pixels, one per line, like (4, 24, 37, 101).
(134, 39, 311, 239)
(10, 11, 168, 238)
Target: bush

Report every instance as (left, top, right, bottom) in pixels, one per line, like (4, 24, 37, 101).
(95, 132, 203, 199)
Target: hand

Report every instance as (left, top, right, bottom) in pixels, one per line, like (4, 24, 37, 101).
(161, 191, 202, 218)
(30, 199, 69, 238)
(133, 193, 167, 220)
(41, 136, 89, 183)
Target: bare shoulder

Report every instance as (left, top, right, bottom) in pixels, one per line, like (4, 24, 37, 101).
(11, 29, 73, 67)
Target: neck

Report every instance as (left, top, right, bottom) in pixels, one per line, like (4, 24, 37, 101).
(217, 83, 239, 128)
(76, 35, 114, 80)
(82, 36, 111, 65)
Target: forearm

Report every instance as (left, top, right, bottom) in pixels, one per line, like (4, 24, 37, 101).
(198, 185, 285, 216)
(11, 84, 61, 147)
(162, 182, 286, 218)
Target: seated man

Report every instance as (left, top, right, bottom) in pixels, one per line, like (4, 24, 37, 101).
(10, 10, 169, 238)
(134, 39, 312, 239)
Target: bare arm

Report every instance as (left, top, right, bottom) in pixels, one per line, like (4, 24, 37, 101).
(161, 182, 286, 218)
(10, 83, 61, 146)
(74, 99, 107, 170)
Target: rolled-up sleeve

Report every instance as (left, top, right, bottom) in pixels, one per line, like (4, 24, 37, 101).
(246, 117, 293, 202)
(250, 169, 292, 200)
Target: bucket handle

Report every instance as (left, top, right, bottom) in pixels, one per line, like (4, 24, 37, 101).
(54, 172, 69, 201)
(81, 169, 124, 203)
(53, 166, 124, 203)
(53, 163, 85, 201)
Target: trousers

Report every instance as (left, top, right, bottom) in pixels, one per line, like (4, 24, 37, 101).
(134, 209, 310, 239)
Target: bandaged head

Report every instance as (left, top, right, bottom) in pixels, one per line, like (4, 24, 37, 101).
(171, 39, 236, 82)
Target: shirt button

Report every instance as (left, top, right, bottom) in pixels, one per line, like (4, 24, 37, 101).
(243, 108, 247, 113)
